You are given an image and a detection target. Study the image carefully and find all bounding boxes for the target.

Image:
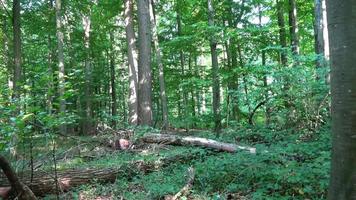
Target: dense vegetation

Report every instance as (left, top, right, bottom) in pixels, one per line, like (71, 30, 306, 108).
(1, 0, 354, 199)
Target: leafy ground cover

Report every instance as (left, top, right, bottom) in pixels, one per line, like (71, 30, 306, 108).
(31, 125, 331, 200)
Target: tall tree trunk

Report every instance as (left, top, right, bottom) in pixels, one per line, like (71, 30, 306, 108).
(109, 32, 117, 129)
(208, 0, 221, 134)
(188, 54, 196, 127)
(288, 0, 299, 55)
(259, 5, 270, 125)
(326, 0, 356, 198)
(176, 2, 189, 131)
(237, 43, 251, 115)
(55, 0, 66, 134)
(314, 0, 329, 81)
(82, 14, 93, 134)
(277, 0, 288, 67)
(10, 0, 22, 157)
(124, 0, 139, 125)
(2, 7, 13, 95)
(194, 55, 201, 115)
(149, 0, 169, 130)
(47, 0, 54, 116)
(12, 0, 22, 100)
(137, 0, 153, 126)
(227, 3, 240, 123)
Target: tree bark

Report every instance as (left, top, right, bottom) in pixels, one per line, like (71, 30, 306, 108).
(326, 0, 356, 198)
(208, 0, 221, 134)
(288, 0, 299, 55)
(0, 156, 37, 200)
(277, 0, 288, 67)
(150, 0, 169, 130)
(227, 1, 240, 122)
(12, 0, 22, 99)
(82, 14, 93, 134)
(55, 0, 66, 134)
(314, 0, 329, 80)
(176, 2, 189, 131)
(124, 0, 139, 126)
(141, 134, 256, 153)
(109, 32, 117, 129)
(137, 0, 153, 126)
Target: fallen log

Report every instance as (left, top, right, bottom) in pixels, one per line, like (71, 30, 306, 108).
(0, 152, 203, 197)
(141, 134, 256, 154)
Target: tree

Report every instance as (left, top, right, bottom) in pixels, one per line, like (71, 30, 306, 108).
(109, 32, 117, 128)
(288, 0, 299, 55)
(327, 0, 356, 198)
(55, 0, 66, 134)
(124, 0, 139, 126)
(276, 0, 287, 67)
(314, 0, 329, 81)
(207, 0, 221, 134)
(82, 13, 93, 134)
(137, 0, 153, 126)
(12, 0, 21, 99)
(149, 0, 169, 130)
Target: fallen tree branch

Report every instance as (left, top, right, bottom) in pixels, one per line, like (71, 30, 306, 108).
(0, 156, 37, 200)
(248, 99, 268, 125)
(172, 167, 195, 200)
(141, 134, 256, 154)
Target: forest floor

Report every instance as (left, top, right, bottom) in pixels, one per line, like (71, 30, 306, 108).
(8, 125, 331, 200)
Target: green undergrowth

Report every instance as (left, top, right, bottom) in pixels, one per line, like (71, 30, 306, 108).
(42, 125, 330, 200)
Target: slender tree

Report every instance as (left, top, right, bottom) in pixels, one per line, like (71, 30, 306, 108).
(149, 0, 169, 130)
(124, 0, 139, 125)
(288, 0, 299, 55)
(109, 32, 117, 128)
(327, 0, 356, 198)
(276, 0, 287, 67)
(82, 14, 93, 134)
(314, 0, 329, 82)
(137, 0, 153, 126)
(12, 0, 21, 99)
(207, 0, 221, 134)
(55, 0, 66, 134)
(176, 0, 189, 131)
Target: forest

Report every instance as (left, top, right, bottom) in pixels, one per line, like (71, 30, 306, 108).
(0, 0, 355, 199)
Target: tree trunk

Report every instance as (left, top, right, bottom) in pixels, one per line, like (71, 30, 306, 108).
(237, 43, 251, 115)
(12, 0, 22, 100)
(55, 0, 66, 134)
(259, 5, 270, 125)
(326, 0, 356, 198)
(109, 32, 117, 129)
(2, 12, 13, 93)
(314, 0, 329, 80)
(208, 0, 221, 134)
(150, 0, 169, 130)
(82, 14, 93, 134)
(176, 3, 189, 131)
(0, 156, 37, 200)
(137, 0, 153, 126)
(227, 2, 240, 123)
(141, 134, 256, 154)
(124, 0, 139, 126)
(277, 0, 288, 67)
(288, 0, 299, 55)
